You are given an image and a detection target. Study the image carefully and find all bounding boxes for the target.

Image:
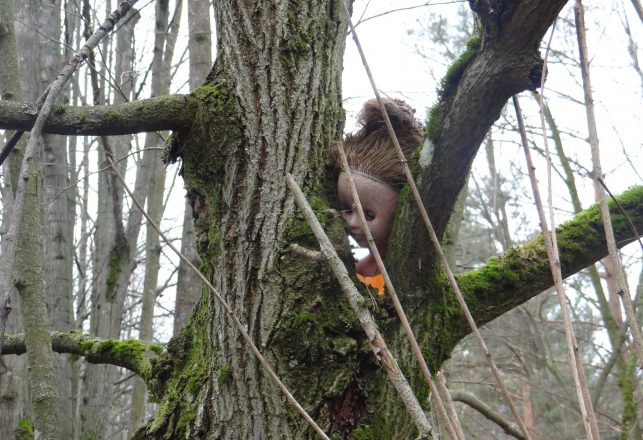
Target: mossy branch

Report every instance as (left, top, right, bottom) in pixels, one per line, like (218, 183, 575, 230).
(456, 185, 643, 333)
(1, 331, 163, 382)
(0, 95, 194, 135)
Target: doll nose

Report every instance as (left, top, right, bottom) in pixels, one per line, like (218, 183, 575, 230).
(346, 212, 360, 228)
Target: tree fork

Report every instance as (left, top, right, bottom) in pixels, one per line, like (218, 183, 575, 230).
(406, 0, 569, 259)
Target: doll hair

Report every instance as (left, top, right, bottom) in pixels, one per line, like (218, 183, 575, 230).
(331, 98, 424, 188)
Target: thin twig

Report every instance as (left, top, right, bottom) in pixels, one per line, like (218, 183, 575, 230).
(437, 372, 466, 440)
(574, 0, 643, 369)
(596, 177, 643, 253)
(286, 174, 432, 439)
(354, 1, 463, 28)
(48, 147, 165, 204)
(288, 244, 324, 261)
(103, 154, 329, 440)
(535, 15, 600, 440)
(514, 95, 596, 440)
(591, 322, 630, 407)
(341, 1, 532, 438)
(451, 391, 525, 440)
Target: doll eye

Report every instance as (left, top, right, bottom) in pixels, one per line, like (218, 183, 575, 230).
(339, 203, 356, 216)
(364, 210, 375, 221)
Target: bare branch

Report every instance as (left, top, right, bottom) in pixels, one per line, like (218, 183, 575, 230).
(629, 0, 643, 23)
(437, 372, 466, 440)
(0, 95, 193, 135)
(451, 391, 525, 440)
(288, 243, 323, 261)
(575, 0, 643, 367)
(515, 93, 598, 440)
(341, 4, 460, 434)
(597, 177, 643, 253)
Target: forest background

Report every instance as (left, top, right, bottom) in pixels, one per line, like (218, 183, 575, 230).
(0, 0, 641, 439)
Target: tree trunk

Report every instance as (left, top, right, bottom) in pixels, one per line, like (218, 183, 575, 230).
(16, 168, 61, 440)
(130, 0, 180, 432)
(172, 0, 211, 337)
(173, 201, 202, 335)
(0, 1, 28, 437)
(129, 158, 166, 432)
(136, 1, 357, 438)
(1, 1, 63, 436)
(62, 1, 81, 432)
(2, 1, 67, 437)
(37, 1, 77, 437)
(80, 5, 146, 438)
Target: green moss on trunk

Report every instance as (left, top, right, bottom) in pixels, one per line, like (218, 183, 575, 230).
(427, 34, 481, 143)
(135, 288, 211, 439)
(16, 419, 34, 440)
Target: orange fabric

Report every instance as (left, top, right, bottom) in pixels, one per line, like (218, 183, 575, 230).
(357, 273, 385, 298)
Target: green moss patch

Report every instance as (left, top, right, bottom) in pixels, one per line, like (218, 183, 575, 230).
(16, 419, 34, 440)
(426, 34, 482, 144)
(135, 291, 211, 439)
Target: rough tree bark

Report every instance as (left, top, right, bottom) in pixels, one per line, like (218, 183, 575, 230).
(138, 1, 350, 437)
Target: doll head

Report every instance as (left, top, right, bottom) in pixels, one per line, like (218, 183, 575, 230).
(331, 98, 424, 258)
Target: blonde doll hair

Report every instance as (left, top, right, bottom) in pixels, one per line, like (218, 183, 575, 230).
(331, 98, 424, 188)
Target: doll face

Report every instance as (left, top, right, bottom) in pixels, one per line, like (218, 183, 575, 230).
(337, 172, 399, 253)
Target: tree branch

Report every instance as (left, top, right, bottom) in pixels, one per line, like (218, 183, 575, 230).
(0, 94, 194, 135)
(450, 391, 525, 440)
(402, 0, 568, 258)
(1, 331, 163, 382)
(457, 185, 643, 332)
